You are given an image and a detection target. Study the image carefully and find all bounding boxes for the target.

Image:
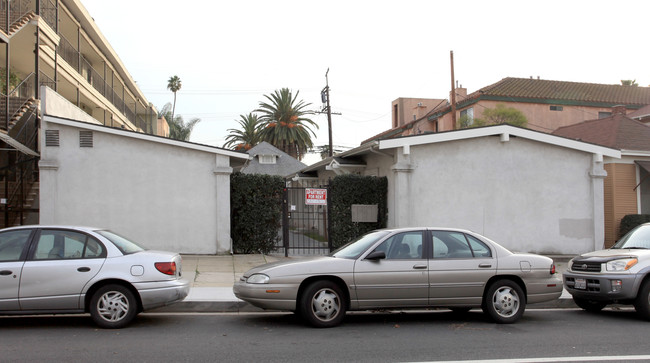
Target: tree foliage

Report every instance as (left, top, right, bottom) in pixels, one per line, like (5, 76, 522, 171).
(223, 113, 262, 151)
(256, 88, 318, 160)
(461, 104, 527, 128)
(621, 79, 638, 87)
(158, 102, 200, 141)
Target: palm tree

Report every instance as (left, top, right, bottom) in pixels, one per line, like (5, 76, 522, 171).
(167, 75, 182, 123)
(158, 103, 200, 141)
(224, 113, 262, 151)
(256, 88, 318, 160)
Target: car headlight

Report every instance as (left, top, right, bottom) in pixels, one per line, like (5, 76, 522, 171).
(606, 258, 638, 271)
(246, 274, 270, 284)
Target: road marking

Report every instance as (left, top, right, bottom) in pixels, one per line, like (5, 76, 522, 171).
(407, 356, 650, 363)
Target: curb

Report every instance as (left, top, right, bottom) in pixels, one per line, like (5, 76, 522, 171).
(152, 298, 577, 313)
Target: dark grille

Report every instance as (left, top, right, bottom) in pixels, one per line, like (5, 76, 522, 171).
(565, 277, 601, 292)
(571, 261, 601, 272)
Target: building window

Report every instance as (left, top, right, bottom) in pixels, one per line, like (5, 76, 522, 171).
(599, 112, 612, 119)
(550, 105, 563, 111)
(459, 107, 474, 127)
(259, 155, 276, 164)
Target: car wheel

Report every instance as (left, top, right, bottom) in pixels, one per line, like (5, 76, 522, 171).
(634, 281, 650, 320)
(484, 279, 525, 324)
(300, 280, 346, 328)
(89, 284, 138, 329)
(573, 297, 607, 313)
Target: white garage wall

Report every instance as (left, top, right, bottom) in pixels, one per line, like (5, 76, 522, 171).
(392, 137, 597, 254)
(39, 118, 237, 254)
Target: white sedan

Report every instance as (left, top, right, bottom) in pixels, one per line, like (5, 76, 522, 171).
(0, 226, 189, 328)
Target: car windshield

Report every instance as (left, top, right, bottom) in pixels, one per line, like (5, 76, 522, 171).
(330, 230, 390, 259)
(96, 230, 146, 255)
(612, 224, 650, 249)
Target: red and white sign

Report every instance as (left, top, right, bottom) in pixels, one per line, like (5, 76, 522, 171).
(305, 188, 327, 205)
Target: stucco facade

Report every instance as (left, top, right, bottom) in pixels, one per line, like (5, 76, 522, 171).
(298, 125, 621, 254)
(39, 89, 248, 254)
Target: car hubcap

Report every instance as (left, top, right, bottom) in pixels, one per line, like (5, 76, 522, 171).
(492, 287, 519, 317)
(97, 291, 129, 322)
(311, 288, 340, 322)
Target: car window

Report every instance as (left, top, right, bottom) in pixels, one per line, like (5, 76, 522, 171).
(466, 234, 492, 257)
(0, 229, 32, 262)
(432, 231, 473, 259)
(331, 230, 390, 259)
(373, 231, 423, 259)
(96, 230, 145, 255)
(33, 230, 105, 260)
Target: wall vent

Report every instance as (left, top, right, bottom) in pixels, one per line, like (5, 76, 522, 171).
(79, 131, 93, 147)
(45, 130, 59, 147)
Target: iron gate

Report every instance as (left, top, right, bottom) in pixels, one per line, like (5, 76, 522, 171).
(277, 187, 331, 256)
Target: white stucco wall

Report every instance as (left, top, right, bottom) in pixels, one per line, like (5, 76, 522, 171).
(39, 117, 240, 254)
(374, 136, 608, 255)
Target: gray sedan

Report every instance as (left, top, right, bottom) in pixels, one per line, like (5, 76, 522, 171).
(234, 227, 562, 327)
(0, 226, 189, 328)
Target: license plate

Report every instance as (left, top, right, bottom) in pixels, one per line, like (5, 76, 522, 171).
(574, 278, 586, 289)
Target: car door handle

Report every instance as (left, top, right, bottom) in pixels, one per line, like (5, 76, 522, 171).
(412, 264, 427, 269)
(479, 264, 492, 268)
(77, 267, 91, 272)
(0, 270, 12, 276)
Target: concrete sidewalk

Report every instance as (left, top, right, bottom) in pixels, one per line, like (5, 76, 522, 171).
(153, 254, 576, 313)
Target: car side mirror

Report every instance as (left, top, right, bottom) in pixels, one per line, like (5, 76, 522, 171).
(365, 251, 386, 261)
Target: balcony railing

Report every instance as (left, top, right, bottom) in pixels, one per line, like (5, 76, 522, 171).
(0, 0, 32, 34)
(39, 0, 56, 30)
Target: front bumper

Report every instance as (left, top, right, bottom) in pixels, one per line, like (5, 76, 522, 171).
(233, 281, 298, 311)
(563, 271, 639, 301)
(134, 279, 191, 310)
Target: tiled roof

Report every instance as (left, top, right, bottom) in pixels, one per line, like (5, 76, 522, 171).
(471, 77, 650, 106)
(552, 114, 650, 151)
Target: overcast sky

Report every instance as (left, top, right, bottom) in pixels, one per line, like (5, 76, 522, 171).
(82, 0, 649, 161)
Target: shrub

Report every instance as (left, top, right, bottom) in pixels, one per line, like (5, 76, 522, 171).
(230, 172, 284, 253)
(329, 174, 387, 249)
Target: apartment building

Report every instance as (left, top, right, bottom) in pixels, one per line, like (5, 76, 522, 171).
(0, 0, 162, 227)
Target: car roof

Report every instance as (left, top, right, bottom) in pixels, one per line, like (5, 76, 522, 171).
(0, 225, 104, 233)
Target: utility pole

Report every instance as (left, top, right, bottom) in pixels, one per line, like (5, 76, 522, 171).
(323, 68, 333, 157)
(450, 50, 457, 130)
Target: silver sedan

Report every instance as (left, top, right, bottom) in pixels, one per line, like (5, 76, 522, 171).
(234, 227, 562, 327)
(0, 226, 189, 328)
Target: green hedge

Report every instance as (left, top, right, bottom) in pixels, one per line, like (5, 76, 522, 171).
(329, 174, 388, 249)
(619, 214, 650, 238)
(230, 172, 284, 254)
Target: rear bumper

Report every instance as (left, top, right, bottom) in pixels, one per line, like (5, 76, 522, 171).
(526, 274, 563, 304)
(134, 279, 190, 310)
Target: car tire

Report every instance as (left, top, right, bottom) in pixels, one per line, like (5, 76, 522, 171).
(483, 279, 525, 324)
(300, 280, 346, 328)
(573, 297, 607, 313)
(634, 281, 650, 320)
(89, 284, 138, 329)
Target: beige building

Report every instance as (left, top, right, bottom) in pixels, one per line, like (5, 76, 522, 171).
(368, 78, 650, 142)
(0, 0, 164, 227)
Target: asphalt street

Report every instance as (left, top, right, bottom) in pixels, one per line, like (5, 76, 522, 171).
(2, 308, 650, 362)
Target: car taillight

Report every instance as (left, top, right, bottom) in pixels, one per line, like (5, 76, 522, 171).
(155, 262, 177, 275)
(550, 264, 556, 275)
